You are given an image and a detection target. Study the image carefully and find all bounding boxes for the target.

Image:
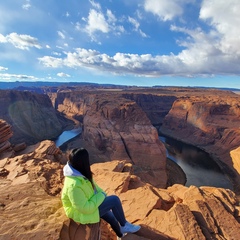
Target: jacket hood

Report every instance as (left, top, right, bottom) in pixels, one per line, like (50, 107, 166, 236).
(63, 162, 85, 177)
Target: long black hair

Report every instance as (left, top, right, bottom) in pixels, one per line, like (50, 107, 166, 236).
(68, 148, 93, 184)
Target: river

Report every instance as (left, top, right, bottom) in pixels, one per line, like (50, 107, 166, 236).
(55, 127, 82, 147)
(159, 135, 233, 190)
(54, 128, 233, 190)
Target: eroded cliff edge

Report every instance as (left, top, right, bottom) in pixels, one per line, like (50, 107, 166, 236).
(0, 137, 239, 240)
(0, 90, 73, 145)
(159, 89, 240, 193)
(82, 95, 167, 188)
(50, 87, 240, 193)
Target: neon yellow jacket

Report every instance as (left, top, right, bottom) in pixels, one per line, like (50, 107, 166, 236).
(61, 163, 106, 224)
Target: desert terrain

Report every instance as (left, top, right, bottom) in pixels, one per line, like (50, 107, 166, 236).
(0, 85, 240, 239)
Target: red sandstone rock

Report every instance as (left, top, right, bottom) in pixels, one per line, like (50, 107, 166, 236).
(160, 92, 240, 193)
(1, 87, 240, 239)
(0, 90, 71, 145)
(230, 147, 240, 175)
(12, 142, 27, 152)
(1, 143, 240, 240)
(0, 119, 14, 158)
(0, 119, 13, 143)
(83, 96, 167, 188)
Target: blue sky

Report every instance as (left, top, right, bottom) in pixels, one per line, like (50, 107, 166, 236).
(0, 0, 240, 88)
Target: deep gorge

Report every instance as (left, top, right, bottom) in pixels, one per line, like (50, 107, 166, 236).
(0, 87, 240, 193)
(53, 88, 240, 193)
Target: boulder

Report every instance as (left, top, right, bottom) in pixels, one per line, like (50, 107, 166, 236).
(0, 119, 14, 158)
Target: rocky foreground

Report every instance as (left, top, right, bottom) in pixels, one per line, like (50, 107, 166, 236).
(0, 140, 239, 240)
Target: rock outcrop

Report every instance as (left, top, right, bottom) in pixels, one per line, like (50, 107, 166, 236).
(160, 91, 240, 193)
(49, 91, 91, 118)
(122, 93, 177, 126)
(230, 147, 240, 175)
(1, 141, 239, 240)
(83, 95, 167, 188)
(0, 90, 73, 145)
(0, 119, 13, 158)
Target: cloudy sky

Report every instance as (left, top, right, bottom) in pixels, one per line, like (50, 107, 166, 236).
(0, 0, 240, 88)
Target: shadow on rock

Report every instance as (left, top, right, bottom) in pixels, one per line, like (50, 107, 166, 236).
(123, 224, 173, 240)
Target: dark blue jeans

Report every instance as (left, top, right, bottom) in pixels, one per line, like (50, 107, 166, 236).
(99, 195, 126, 237)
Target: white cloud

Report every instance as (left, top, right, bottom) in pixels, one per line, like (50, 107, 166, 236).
(144, 0, 183, 21)
(106, 9, 117, 23)
(65, 11, 70, 17)
(39, 36, 240, 77)
(128, 16, 148, 38)
(38, 48, 179, 76)
(57, 31, 66, 39)
(22, 0, 31, 10)
(0, 73, 37, 80)
(89, 0, 101, 10)
(200, 0, 240, 55)
(128, 17, 140, 30)
(57, 72, 71, 77)
(0, 34, 7, 43)
(144, 0, 194, 21)
(5, 0, 239, 80)
(0, 66, 8, 71)
(161, 0, 240, 75)
(22, 3, 31, 10)
(0, 32, 41, 50)
(86, 9, 109, 35)
(78, 4, 125, 42)
(38, 56, 64, 68)
(52, 51, 61, 56)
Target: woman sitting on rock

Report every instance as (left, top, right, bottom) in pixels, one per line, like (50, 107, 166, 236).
(61, 148, 141, 239)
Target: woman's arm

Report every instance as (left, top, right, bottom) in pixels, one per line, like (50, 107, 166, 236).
(94, 181, 107, 196)
(68, 182, 105, 214)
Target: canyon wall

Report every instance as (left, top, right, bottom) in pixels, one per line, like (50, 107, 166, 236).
(83, 94, 167, 188)
(160, 91, 240, 192)
(49, 91, 92, 118)
(50, 90, 168, 188)
(0, 119, 13, 159)
(0, 90, 72, 145)
(1, 86, 239, 190)
(51, 88, 240, 191)
(122, 93, 177, 126)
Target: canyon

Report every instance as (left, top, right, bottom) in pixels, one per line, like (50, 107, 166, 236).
(0, 85, 240, 239)
(0, 89, 73, 145)
(1, 86, 240, 191)
(48, 87, 240, 193)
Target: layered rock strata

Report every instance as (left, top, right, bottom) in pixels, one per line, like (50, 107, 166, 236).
(122, 93, 177, 126)
(0, 90, 72, 144)
(0, 119, 13, 157)
(50, 88, 240, 191)
(0, 142, 239, 240)
(160, 92, 240, 193)
(83, 95, 167, 188)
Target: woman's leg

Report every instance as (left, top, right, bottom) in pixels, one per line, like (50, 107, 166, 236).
(101, 210, 123, 237)
(99, 195, 127, 237)
(99, 195, 126, 226)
